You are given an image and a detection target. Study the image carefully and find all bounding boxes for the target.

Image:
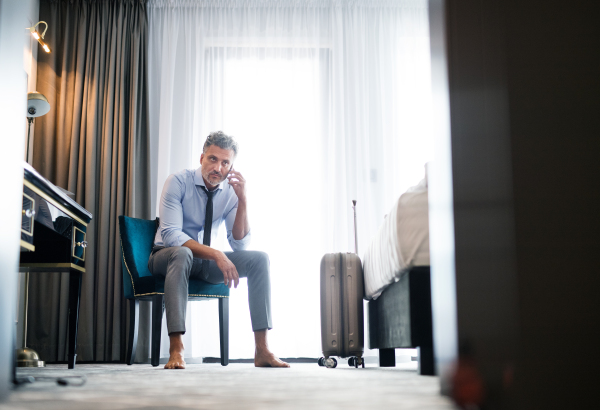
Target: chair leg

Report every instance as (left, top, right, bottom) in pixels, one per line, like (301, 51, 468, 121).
(126, 299, 139, 365)
(219, 297, 229, 366)
(151, 295, 164, 367)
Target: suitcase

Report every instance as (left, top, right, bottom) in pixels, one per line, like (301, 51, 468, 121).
(318, 201, 365, 368)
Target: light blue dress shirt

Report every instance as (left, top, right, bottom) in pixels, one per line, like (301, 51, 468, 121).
(154, 167, 251, 250)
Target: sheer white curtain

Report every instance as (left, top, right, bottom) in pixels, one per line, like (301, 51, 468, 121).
(147, 0, 432, 359)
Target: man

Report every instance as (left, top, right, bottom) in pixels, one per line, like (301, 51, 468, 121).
(148, 131, 289, 369)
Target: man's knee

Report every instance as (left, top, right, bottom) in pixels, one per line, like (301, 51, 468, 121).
(246, 251, 271, 276)
(168, 246, 193, 269)
(251, 251, 270, 271)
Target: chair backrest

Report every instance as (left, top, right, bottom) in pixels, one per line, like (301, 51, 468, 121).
(118, 216, 157, 299)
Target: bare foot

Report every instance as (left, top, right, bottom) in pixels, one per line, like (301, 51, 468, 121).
(164, 352, 186, 369)
(253, 329, 290, 367)
(164, 333, 186, 369)
(255, 349, 290, 368)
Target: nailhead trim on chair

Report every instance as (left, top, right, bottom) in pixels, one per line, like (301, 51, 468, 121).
(120, 237, 139, 296)
(133, 292, 228, 298)
(119, 236, 228, 299)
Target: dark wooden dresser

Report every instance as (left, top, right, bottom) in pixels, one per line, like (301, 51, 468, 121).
(19, 162, 92, 369)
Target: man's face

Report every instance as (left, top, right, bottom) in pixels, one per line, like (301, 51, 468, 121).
(200, 145, 235, 189)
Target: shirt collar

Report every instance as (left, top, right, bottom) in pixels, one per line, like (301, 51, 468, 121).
(195, 166, 224, 191)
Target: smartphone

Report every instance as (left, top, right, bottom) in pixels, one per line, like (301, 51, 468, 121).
(227, 165, 236, 186)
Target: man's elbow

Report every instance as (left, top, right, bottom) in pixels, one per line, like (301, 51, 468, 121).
(229, 240, 244, 251)
(230, 239, 250, 251)
(232, 227, 249, 241)
(162, 230, 183, 248)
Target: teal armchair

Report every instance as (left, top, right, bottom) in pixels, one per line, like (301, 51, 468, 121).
(118, 215, 230, 366)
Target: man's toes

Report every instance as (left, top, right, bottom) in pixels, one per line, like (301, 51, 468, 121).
(255, 353, 290, 368)
(164, 358, 186, 369)
(273, 358, 290, 368)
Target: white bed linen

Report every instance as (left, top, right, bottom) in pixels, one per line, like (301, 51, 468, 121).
(363, 180, 430, 300)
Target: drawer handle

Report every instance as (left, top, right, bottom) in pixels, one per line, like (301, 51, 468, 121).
(77, 241, 88, 248)
(22, 209, 36, 218)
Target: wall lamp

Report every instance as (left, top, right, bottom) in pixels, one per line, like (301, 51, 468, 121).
(26, 21, 51, 53)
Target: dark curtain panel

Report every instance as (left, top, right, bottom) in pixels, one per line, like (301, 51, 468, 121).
(28, 0, 151, 362)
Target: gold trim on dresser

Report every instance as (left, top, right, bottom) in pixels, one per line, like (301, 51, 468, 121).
(23, 180, 88, 226)
(20, 240, 35, 252)
(72, 226, 86, 262)
(21, 192, 35, 236)
(19, 263, 85, 273)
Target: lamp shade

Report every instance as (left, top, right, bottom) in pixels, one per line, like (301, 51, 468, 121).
(27, 92, 50, 118)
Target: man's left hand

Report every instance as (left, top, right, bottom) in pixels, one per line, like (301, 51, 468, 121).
(227, 168, 247, 202)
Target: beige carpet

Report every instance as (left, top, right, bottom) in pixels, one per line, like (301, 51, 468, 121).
(2, 362, 455, 409)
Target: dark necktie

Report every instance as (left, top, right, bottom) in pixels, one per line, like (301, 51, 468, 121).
(200, 186, 214, 273)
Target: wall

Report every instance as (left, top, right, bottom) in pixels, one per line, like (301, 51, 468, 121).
(429, 1, 520, 405)
(505, 1, 600, 408)
(427, 0, 458, 389)
(0, 0, 37, 400)
(428, 0, 600, 408)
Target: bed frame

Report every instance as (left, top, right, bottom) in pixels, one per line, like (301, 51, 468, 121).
(367, 266, 435, 375)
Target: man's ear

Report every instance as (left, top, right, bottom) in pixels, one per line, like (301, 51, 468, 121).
(200, 153, 204, 164)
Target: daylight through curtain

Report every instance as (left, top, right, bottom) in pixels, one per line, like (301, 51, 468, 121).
(147, 0, 432, 359)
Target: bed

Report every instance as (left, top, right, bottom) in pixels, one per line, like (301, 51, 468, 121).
(363, 179, 434, 375)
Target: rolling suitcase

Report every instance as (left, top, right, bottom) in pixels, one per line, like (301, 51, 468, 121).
(318, 201, 365, 368)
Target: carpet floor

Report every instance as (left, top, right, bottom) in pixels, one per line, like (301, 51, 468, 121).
(2, 362, 456, 409)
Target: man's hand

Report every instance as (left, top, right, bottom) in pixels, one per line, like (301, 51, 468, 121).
(215, 251, 240, 288)
(227, 168, 247, 202)
(228, 168, 250, 240)
(182, 240, 239, 288)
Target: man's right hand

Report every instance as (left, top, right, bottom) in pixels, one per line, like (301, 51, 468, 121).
(215, 251, 239, 288)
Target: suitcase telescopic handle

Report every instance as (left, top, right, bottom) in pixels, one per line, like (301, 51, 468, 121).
(352, 200, 358, 255)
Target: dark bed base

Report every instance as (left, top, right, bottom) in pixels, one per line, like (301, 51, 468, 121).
(368, 266, 435, 375)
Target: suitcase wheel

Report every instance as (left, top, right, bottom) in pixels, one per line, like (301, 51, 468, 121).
(317, 357, 325, 367)
(324, 357, 337, 368)
(348, 357, 364, 368)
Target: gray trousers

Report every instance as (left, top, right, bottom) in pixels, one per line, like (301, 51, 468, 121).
(148, 247, 272, 335)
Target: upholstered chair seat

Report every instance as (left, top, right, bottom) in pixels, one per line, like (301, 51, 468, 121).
(118, 215, 229, 366)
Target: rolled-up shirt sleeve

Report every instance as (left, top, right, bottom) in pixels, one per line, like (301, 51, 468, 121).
(159, 174, 193, 247)
(224, 201, 251, 251)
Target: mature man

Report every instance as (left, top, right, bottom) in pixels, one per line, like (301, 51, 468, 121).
(148, 131, 289, 369)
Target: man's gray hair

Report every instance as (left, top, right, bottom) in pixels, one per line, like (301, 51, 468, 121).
(202, 131, 239, 157)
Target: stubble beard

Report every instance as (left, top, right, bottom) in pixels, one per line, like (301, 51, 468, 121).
(203, 170, 226, 187)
